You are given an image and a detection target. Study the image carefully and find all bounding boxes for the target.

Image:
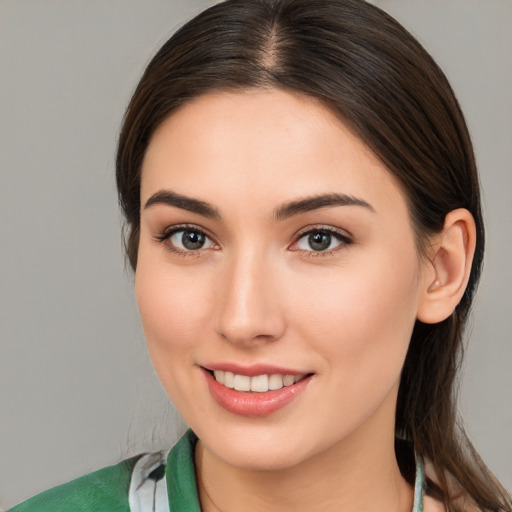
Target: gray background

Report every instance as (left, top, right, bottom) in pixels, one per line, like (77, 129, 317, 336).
(0, 0, 510, 508)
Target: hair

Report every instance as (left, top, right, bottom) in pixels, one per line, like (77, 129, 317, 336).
(116, 1, 511, 510)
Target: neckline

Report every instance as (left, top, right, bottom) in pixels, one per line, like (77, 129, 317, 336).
(166, 429, 425, 512)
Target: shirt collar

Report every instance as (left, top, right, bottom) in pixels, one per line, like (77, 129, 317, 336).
(166, 429, 425, 512)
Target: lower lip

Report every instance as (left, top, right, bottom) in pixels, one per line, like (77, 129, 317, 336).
(203, 369, 312, 417)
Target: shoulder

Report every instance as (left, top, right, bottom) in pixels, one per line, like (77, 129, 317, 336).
(6, 433, 194, 512)
(7, 431, 197, 512)
(423, 460, 483, 512)
(7, 452, 164, 512)
(423, 494, 446, 512)
(423, 491, 483, 512)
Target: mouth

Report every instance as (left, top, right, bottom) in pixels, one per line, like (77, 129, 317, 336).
(201, 366, 314, 417)
(209, 369, 308, 393)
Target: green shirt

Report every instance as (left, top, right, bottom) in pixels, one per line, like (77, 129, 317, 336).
(8, 430, 424, 511)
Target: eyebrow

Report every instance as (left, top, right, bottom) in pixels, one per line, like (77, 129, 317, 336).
(144, 189, 374, 220)
(273, 193, 375, 221)
(144, 190, 221, 219)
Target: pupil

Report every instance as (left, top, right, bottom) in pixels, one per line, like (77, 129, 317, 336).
(309, 232, 331, 251)
(182, 231, 205, 250)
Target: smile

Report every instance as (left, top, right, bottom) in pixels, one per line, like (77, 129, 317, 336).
(202, 366, 314, 417)
(212, 370, 307, 393)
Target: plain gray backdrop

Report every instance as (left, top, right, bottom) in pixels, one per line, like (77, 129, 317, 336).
(1, 0, 510, 508)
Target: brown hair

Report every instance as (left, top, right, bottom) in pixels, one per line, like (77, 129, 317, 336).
(116, 1, 511, 510)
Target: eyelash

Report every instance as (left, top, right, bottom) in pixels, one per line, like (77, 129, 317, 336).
(154, 224, 217, 258)
(291, 225, 353, 257)
(154, 224, 353, 258)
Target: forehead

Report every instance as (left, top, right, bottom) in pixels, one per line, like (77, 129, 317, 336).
(141, 88, 408, 219)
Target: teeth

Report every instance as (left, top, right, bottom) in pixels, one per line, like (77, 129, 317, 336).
(233, 374, 251, 391)
(268, 374, 284, 390)
(283, 375, 295, 386)
(224, 371, 235, 388)
(212, 370, 306, 392)
(250, 374, 268, 392)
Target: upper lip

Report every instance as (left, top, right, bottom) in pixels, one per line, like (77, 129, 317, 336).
(201, 363, 312, 377)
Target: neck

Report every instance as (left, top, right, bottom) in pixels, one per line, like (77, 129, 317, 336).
(195, 394, 414, 512)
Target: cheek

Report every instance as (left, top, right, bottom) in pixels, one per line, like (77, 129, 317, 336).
(290, 249, 421, 384)
(135, 253, 213, 365)
(135, 256, 217, 419)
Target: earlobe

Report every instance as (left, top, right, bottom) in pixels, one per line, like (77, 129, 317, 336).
(417, 209, 476, 324)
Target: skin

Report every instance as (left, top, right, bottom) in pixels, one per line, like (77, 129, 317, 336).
(136, 89, 474, 511)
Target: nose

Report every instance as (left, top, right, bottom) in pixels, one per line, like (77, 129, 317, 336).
(215, 250, 287, 346)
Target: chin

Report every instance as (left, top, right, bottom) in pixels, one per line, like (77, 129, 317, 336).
(193, 419, 327, 472)
(218, 442, 310, 472)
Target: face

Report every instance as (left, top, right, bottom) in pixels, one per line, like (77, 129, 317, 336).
(136, 89, 429, 471)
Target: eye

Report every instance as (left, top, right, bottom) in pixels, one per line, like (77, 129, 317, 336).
(156, 226, 217, 254)
(292, 227, 352, 253)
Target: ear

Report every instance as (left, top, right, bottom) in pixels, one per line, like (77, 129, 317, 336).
(417, 208, 477, 324)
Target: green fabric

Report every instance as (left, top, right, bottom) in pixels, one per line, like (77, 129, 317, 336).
(6, 432, 200, 512)
(167, 430, 202, 512)
(8, 429, 425, 511)
(7, 455, 141, 511)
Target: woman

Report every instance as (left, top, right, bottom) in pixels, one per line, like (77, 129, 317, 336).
(8, 0, 511, 511)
